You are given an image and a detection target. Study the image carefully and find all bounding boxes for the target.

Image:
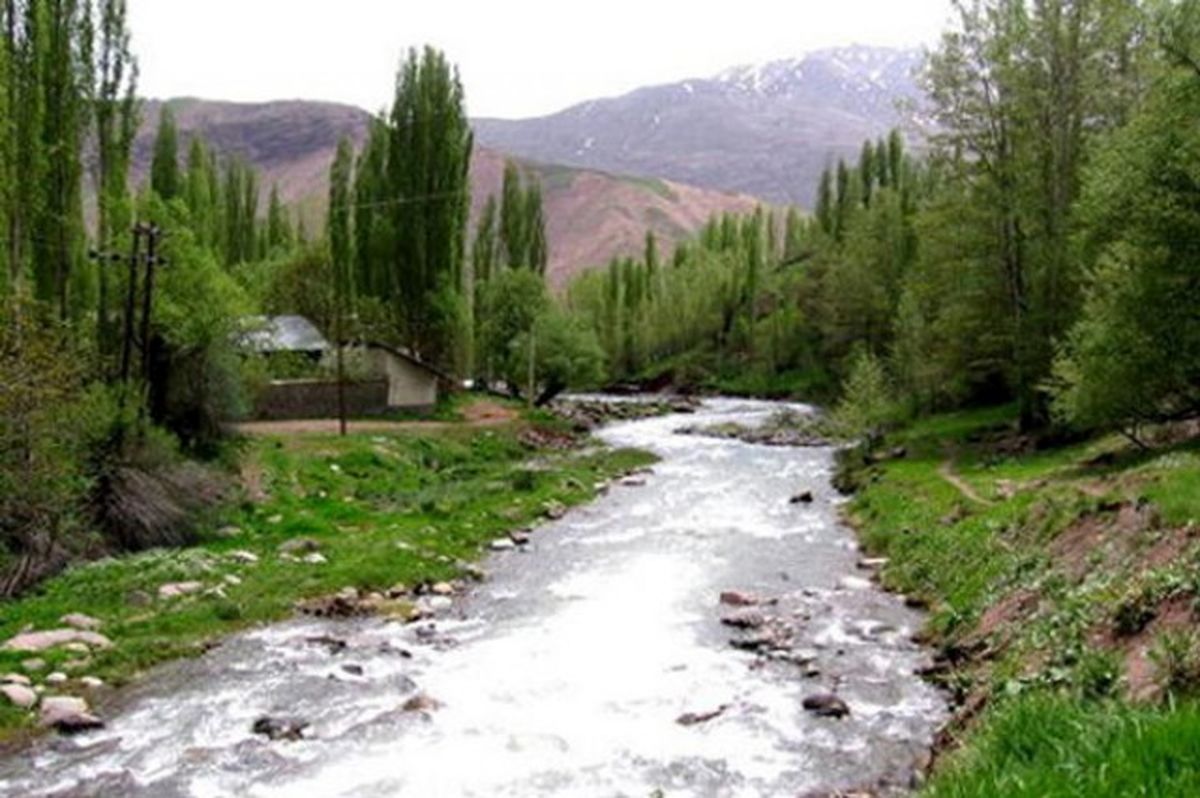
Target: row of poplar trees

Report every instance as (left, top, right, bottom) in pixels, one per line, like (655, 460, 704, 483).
(0, 0, 138, 329)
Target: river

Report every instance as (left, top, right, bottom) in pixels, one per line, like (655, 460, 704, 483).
(0, 398, 945, 797)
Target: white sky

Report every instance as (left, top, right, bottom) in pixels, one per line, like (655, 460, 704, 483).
(128, 0, 953, 119)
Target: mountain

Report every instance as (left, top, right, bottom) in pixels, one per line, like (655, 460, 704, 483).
(130, 99, 760, 289)
(473, 45, 926, 207)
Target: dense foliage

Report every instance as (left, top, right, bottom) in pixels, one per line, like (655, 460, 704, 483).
(564, 0, 1200, 443)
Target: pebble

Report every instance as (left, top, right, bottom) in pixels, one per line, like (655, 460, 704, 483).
(489, 539, 516, 552)
(802, 693, 851, 719)
(719, 591, 760, 607)
(158, 582, 204, 600)
(252, 716, 308, 742)
(60, 613, 103, 631)
(402, 693, 443, 713)
(278, 538, 321, 555)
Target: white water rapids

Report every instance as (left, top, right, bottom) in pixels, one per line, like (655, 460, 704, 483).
(0, 398, 946, 797)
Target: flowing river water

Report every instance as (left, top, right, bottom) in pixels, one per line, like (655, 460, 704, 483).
(0, 398, 946, 797)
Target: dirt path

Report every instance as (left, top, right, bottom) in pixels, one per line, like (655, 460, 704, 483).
(938, 459, 994, 506)
(231, 400, 519, 437)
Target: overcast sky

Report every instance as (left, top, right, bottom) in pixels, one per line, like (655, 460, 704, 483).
(127, 0, 953, 119)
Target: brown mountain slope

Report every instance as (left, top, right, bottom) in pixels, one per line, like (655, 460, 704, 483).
(133, 99, 761, 288)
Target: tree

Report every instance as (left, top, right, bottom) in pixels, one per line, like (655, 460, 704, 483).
(500, 160, 526, 269)
(265, 184, 292, 254)
(150, 104, 180, 201)
(833, 348, 895, 446)
(1052, 61, 1200, 436)
(92, 0, 138, 349)
(384, 46, 473, 362)
(327, 138, 353, 299)
(923, 0, 1143, 427)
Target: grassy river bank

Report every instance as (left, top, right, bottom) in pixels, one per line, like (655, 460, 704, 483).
(844, 405, 1200, 796)
(0, 400, 654, 741)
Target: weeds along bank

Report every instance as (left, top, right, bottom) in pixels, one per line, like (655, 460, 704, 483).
(0, 403, 655, 740)
(840, 406, 1200, 796)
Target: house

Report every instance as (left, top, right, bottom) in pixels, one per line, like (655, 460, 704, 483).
(358, 342, 450, 413)
(235, 317, 449, 420)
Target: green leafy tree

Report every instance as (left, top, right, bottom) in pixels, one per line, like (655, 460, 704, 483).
(150, 104, 180, 201)
(1053, 62, 1200, 436)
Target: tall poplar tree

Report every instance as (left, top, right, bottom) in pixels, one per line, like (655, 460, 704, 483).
(150, 104, 180, 201)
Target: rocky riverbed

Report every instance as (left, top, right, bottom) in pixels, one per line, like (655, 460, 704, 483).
(0, 398, 945, 797)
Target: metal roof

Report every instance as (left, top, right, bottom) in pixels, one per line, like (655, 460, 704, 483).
(238, 316, 330, 354)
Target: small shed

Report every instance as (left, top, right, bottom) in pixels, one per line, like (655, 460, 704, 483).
(360, 343, 449, 412)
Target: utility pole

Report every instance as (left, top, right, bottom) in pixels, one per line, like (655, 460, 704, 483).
(88, 222, 144, 386)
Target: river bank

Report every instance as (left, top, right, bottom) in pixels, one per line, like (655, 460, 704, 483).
(0, 398, 946, 797)
(0, 402, 654, 743)
(843, 405, 1200, 796)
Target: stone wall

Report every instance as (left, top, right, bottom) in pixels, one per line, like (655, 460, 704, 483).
(252, 379, 389, 421)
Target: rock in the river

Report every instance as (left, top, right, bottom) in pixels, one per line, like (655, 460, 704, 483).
(279, 537, 321, 555)
(790, 491, 815, 505)
(508, 530, 532, 546)
(489, 538, 516, 552)
(719, 591, 760, 607)
(720, 609, 767, 630)
(158, 581, 204, 600)
(402, 693, 443, 713)
(39, 696, 104, 732)
(676, 704, 730, 726)
(252, 716, 309, 741)
(341, 664, 365, 677)
(1, 683, 37, 709)
(60, 613, 103, 631)
(79, 676, 104, 689)
(430, 582, 455, 596)
(802, 693, 851, 719)
(2, 629, 113, 653)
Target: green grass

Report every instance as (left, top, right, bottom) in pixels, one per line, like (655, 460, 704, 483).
(0, 418, 655, 738)
(926, 694, 1200, 797)
(846, 405, 1200, 795)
